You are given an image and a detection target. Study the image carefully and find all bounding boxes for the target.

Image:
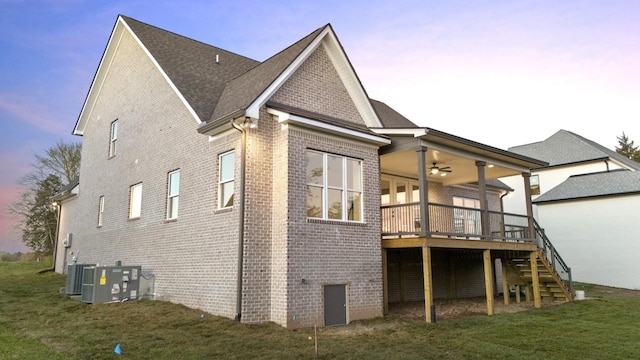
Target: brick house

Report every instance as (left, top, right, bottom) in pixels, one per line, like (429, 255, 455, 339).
(54, 15, 572, 328)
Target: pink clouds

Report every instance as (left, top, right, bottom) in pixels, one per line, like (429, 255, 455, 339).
(0, 94, 69, 136)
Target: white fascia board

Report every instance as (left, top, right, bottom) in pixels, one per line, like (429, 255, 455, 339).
(74, 21, 125, 135)
(121, 18, 201, 124)
(321, 31, 382, 128)
(247, 26, 382, 129)
(370, 128, 429, 137)
(245, 28, 329, 119)
(74, 17, 201, 135)
(268, 108, 390, 145)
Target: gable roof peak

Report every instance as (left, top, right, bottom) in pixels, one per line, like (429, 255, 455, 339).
(201, 22, 382, 134)
(509, 129, 640, 170)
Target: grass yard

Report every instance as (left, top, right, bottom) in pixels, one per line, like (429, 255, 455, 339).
(1, 261, 639, 359)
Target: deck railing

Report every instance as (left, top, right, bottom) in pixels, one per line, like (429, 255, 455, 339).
(381, 202, 534, 242)
(533, 218, 573, 294)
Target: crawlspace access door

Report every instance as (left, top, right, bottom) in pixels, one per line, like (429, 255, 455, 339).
(324, 284, 347, 326)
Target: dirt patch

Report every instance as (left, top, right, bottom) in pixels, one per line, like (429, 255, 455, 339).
(389, 296, 558, 321)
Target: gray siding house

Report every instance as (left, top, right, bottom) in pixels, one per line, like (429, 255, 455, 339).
(54, 15, 572, 328)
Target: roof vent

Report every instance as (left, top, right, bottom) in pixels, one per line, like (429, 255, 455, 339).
(216, 54, 219, 64)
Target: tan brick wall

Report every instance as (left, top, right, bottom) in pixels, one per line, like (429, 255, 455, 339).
(58, 30, 242, 319)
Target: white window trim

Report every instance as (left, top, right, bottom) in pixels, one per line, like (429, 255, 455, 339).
(166, 169, 180, 219)
(218, 151, 235, 209)
(109, 120, 118, 158)
(129, 183, 142, 219)
(98, 196, 105, 227)
(307, 150, 363, 222)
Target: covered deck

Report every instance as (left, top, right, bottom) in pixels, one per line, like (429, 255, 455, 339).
(373, 127, 570, 322)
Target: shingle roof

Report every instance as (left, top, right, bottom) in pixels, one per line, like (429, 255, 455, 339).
(533, 169, 640, 204)
(120, 17, 411, 132)
(370, 100, 418, 128)
(52, 176, 80, 202)
(508, 129, 640, 169)
(209, 25, 328, 124)
(121, 16, 260, 122)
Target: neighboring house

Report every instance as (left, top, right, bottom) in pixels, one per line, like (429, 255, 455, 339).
(501, 130, 640, 289)
(54, 15, 571, 329)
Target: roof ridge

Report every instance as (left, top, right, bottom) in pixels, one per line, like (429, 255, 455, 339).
(119, 15, 259, 63)
(207, 24, 329, 123)
(563, 129, 640, 170)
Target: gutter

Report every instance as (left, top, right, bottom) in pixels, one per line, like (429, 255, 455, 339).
(230, 118, 247, 322)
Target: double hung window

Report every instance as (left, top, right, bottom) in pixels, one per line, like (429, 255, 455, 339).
(98, 196, 105, 227)
(219, 151, 235, 209)
(167, 170, 180, 219)
(109, 120, 118, 157)
(129, 183, 142, 219)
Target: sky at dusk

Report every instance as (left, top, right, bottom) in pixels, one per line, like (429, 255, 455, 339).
(1, 0, 639, 252)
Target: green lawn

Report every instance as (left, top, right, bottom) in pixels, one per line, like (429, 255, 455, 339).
(1, 261, 639, 359)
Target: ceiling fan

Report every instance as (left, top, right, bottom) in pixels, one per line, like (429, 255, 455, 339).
(429, 162, 452, 175)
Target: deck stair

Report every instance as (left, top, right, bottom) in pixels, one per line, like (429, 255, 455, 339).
(505, 250, 572, 302)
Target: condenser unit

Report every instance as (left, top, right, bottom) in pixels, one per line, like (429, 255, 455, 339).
(65, 264, 95, 295)
(81, 265, 142, 304)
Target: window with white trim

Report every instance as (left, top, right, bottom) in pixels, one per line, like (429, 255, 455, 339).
(167, 170, 180, 219)
(453, 196, 481, 235)
(530, 174, 540, 195)
(129, 183, 142, 219)
(109, 120, 118, 157)
(306, 150, 363, 221)
(98, 196, 104, 227)
(219, 151, 235, 209)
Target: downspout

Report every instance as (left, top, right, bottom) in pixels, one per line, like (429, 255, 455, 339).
(231, 118, 247, 322)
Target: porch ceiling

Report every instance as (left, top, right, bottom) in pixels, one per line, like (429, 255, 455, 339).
(380, 148, 520, 186)
(378, 131, 547, 186)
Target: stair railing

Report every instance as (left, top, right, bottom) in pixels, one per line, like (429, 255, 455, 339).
(532, 218, 573, 296)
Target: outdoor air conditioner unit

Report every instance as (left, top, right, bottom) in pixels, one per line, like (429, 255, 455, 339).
(81, 265, 142, 303)
(65, 263, 95, 295)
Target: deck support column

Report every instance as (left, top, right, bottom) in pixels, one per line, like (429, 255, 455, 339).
(476, 161, 490, 239)
(416, 146, 430, 237)
(422, 246, 435, 323)
(530, 251, 542, 308)
(501, 259, 510, 305)
(382, 249, 389, 315)
(483, 249, 494, 315)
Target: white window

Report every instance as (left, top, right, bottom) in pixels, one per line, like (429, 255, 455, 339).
(453, 196, 481, 235)
(109, 120, 118, 157)
(129, 183, 142, 219)
(98, 196, 105, 227)
(167, 170, 180, 219)
(306, 150, 363, 221)
(219, 151, 235, 209)
(530, 174, 540, 195)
